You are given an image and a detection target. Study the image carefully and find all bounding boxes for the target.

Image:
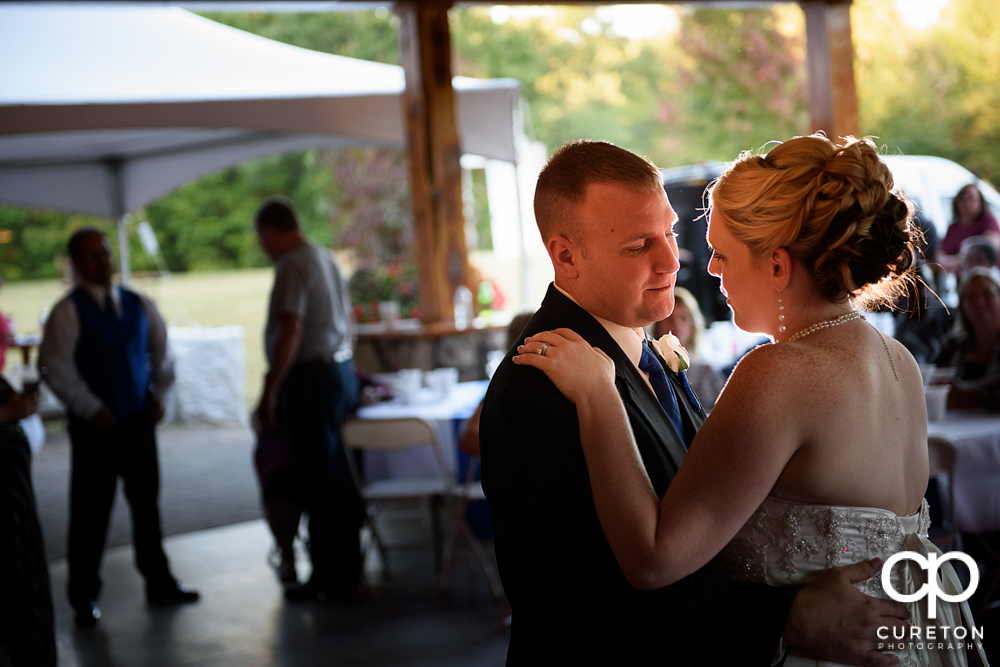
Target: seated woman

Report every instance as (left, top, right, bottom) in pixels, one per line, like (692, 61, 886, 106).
(651, 287, 725, 410)
(516, 135, 984, 666)
(934, 267, 1000, 410)
(939, 184, 1000, 274)
(958, 236, 999, 278)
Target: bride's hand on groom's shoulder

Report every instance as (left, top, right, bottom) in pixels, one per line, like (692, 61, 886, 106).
(783, 557, 910, 667)
(513, 328, 616, 406)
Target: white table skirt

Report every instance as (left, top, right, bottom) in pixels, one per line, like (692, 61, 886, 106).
(928, 411, 1000, 533)
(355, 381, 489, 481)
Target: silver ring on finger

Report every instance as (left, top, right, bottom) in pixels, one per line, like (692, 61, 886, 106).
(538, 342, 550, 357)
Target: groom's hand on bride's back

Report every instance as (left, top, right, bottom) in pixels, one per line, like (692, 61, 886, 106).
(782, 558, 910, 667)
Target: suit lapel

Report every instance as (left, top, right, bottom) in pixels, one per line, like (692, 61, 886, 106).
(537, 286, 690, 480)
(616, 353, 689, 477)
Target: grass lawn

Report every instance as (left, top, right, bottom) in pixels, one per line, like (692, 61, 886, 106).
(1, 268, 274, 407)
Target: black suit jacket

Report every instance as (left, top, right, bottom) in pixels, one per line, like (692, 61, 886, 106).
(481, 285, 795, 666)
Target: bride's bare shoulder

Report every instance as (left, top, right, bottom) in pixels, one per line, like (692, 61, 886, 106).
(730, 341, 813, 379)
(718, 343, 811, 404)
(725, 341, 839, 400)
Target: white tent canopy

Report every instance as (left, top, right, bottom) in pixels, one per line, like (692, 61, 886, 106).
(0, 5, 524, 219)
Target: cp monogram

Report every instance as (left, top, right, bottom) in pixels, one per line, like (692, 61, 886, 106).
(881, 551, 979, 619)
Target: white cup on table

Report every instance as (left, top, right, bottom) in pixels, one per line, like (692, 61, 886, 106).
(925, 384, 950, 422)
(394, 369, 422, 405)
(426, 367, 459, 396)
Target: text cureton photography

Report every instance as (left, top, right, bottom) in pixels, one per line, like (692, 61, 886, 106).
(878, 551, 987, 654)
(877, 624, 983, 652)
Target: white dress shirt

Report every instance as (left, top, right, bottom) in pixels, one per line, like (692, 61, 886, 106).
(38, 282, 174, 420)
(552, 282, 646, 371)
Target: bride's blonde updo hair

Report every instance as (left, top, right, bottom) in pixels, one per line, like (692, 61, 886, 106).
(708, 134, 916, 306)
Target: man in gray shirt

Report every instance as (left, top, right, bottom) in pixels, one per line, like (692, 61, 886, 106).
(255, 197, 361, 601)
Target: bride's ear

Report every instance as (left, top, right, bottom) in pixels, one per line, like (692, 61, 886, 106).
(548, 235, 581, 279)
(770, 247, 792, 291)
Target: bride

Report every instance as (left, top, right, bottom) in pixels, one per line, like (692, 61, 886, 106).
(514, 135, 984, 667)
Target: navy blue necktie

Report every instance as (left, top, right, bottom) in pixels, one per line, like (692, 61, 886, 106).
(104, 293, 117, 321)
(638, 342, 686, 443)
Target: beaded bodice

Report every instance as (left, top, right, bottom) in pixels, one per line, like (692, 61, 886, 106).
(711, 496, 980, 667)
(713, 496, 931, 598)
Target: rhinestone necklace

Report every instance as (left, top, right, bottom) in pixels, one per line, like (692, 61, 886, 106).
(786, 310, 864, 343)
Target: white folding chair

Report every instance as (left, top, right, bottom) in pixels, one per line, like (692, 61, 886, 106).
(438, 455, 505, 600)
(341, 417, 454, 579)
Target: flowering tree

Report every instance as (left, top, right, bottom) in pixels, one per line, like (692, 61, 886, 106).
(664, 7, 810, 164)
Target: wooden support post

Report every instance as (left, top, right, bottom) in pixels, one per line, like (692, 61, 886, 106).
(801, 1, 859, 142)
(397, 1, 472, 323)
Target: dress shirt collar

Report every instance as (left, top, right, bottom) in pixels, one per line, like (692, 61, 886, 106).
(78, 281, 120, 315)
(552, 281, 645, 371)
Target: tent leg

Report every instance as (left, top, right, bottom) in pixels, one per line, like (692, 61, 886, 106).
(105, 157, 131, 286)
(117, 214, 131, 286)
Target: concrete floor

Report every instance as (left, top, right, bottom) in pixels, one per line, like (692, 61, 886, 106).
(50, 519, 510, 667)
(32, 425, 264, 560)
(31, 423, 510, 666)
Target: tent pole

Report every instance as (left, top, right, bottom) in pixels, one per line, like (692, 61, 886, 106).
(116, 215, 131, 286)
(397, 2, 470, 323)
(802, 2, 859, 141)
(106, 158, 131, 285)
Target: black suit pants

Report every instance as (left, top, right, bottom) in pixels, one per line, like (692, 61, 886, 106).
(66, 415, 172, 606)
(281, 360, 362, 592)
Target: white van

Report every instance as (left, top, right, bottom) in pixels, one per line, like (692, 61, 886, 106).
(879, 155, 1000, 240)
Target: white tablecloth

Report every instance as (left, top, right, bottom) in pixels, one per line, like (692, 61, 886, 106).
(355, 381, 489, 480)
(928, 411, 1000, 533)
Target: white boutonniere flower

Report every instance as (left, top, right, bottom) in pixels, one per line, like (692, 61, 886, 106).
(651, 333, 690, 374)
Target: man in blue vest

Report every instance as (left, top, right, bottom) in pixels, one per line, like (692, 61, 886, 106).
(39, 228, 198, 627)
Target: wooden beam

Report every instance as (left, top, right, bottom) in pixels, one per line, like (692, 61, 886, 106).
(397, 1, 471, 324)
(801, 1, 859, 142)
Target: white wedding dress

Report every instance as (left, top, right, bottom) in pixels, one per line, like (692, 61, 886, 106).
(712, 496, 988, 667)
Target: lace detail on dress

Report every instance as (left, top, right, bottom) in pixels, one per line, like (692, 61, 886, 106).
(712, 498, 929, 598)
(712, 497, 976, 667)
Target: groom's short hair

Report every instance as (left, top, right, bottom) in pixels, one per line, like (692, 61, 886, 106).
(534, 141, 663, 243)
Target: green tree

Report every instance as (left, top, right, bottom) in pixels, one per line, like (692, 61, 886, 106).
(145, 150, 335, 272)
(451, 7, 680, 165)
(201, 10, 399, 63)
(0, 208, 111, 281)
(854, 0, 1000, 186)
(666, 7, 809, 164)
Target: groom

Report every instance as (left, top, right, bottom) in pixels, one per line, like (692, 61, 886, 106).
(480, 141, 909, 666)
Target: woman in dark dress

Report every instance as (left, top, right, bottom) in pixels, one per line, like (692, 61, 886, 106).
(0, 377, 56, 667)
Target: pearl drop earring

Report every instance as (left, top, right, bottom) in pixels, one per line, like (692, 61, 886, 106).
(778, 291, 786, 333)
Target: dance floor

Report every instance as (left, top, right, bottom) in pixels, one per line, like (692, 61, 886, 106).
(31, 423, 508, 667)
(48, 519, 509, 667)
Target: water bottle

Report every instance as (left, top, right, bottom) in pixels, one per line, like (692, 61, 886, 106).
(453, 285, 473, 330)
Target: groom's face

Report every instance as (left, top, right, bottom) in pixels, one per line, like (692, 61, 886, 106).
(572, 182, 680, 328)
